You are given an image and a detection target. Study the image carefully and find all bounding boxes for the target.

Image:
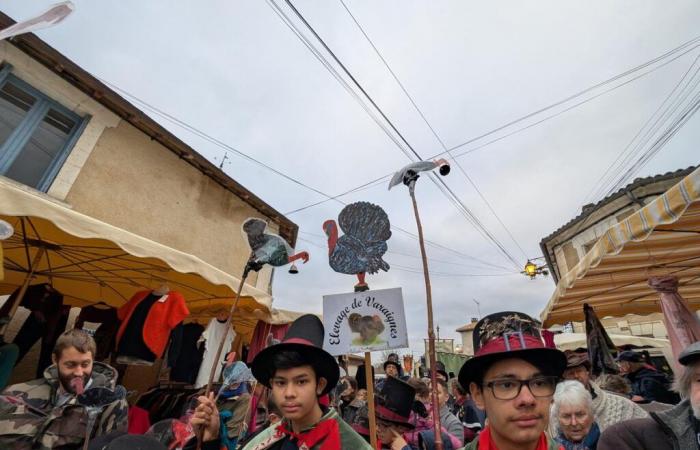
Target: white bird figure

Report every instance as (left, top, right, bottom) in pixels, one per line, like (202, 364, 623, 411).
(387, 158, 450, 190)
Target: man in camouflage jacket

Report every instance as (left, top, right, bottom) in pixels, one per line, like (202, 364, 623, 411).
(0, 329, 127, 449)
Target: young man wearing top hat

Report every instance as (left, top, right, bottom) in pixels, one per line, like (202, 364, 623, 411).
(374, 376, 416, 450)
(456, 312, 567, 450)
(242, 314, 372, 450)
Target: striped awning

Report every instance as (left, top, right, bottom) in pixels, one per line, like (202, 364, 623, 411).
(541, 166, 700, 327)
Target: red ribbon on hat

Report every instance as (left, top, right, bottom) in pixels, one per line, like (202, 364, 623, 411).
(476, 334, 545, 357)
(276, 418, 341, 450)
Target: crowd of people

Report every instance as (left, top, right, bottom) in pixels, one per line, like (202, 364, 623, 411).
(0, 309, 694, 450)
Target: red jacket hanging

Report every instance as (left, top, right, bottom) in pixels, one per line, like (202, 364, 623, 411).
(116, 290, 189, 358)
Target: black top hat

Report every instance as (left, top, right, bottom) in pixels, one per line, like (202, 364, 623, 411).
(433, 360, 448, 380)
(251, 314, 339, 395)
(383, 359, 401, 373)
(375, 376, 416, 429)
(356, 363, 375, 390)
(680, 341, 700, 366)
(458, 311, 566, 388)
(616, 351, 644, 363)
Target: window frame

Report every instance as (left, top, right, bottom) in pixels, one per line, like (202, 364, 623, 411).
(0, 63, 90, 192)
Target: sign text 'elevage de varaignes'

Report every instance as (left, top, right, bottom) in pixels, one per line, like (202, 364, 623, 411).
(322, 287, 408, 355)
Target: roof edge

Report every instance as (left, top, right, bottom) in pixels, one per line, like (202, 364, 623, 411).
(0, 11, 298, 246)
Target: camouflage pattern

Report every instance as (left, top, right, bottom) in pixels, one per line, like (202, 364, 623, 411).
(0, 362, 127, 449)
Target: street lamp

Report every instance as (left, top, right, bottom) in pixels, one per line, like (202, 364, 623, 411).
(522, 259, 548, 279)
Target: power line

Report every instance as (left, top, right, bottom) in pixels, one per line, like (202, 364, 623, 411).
(582, 53, 700, 205)
(100, 71, 508, 271)
(440, 34, 700, 155)
(281, 33, 700, 217)
(300, 231, 510, 270)
(275, 0, 523, 269)
(338, 0, 529, 261)
(560, 58, 700, 240)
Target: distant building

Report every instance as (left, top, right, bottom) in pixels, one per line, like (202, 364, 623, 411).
(455, 317, 479, 355)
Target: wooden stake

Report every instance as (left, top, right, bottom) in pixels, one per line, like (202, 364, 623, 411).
(409, 187, 443, 450)
(364, 352, 378, 450)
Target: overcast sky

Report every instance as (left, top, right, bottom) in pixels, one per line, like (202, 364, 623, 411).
(2, 1, 699, 355)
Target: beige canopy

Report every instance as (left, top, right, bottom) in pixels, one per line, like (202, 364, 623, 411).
(554, 332, 670, 351)
(541, 166, 700, 327)
(0, 180, 273, 337)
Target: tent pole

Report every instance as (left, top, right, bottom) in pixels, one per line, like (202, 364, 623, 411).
(0, 247, 45, 337)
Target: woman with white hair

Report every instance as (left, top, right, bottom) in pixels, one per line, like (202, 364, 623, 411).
(551, 380, 600, 450)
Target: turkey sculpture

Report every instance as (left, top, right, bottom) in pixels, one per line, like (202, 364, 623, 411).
(323, 201, 391, 292)
(242, 218, 309, 273)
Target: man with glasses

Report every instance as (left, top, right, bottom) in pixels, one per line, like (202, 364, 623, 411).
(456, 312, 567, 450)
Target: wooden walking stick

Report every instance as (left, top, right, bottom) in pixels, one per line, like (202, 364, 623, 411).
(388, 159, 451, 450)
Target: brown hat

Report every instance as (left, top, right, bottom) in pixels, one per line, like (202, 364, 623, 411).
(565, 351, 591, 370)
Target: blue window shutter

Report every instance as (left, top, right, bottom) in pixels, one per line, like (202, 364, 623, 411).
(36, 113, 92, 192)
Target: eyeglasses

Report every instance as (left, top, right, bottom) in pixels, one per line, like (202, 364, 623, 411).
(483, 376, 558, 400)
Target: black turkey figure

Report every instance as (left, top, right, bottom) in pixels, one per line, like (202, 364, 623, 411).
(323, 201, 391, 292)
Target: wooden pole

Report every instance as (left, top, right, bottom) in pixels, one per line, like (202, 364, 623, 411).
(409, 187, 443, 450)
(364, 352, 378, 450)
(197, 257, 253, 450)
(0, 247, 45, 337)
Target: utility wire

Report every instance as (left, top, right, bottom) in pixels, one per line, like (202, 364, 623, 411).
(559, 57, 700, 241)
(282, 33, 700, 217)
(582, 53, 700, 205)
(338, 0, 529, 261)
(101, 69, 509, 270)
(441, 34, 700, 155)
(277, 0, 523, 269)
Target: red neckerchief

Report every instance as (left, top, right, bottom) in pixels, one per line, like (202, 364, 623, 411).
(276, 418, 341, 450)
(478, 426, 556, 450)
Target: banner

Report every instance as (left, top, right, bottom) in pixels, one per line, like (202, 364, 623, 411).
(323, 287, 408, 355)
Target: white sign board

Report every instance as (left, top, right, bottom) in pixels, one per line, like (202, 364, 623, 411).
(323, 287, 408, 355)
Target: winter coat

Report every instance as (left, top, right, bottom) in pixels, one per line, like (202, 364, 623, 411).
(439, 405, 464, 448)
(597, 399, 694, 450)
(339, 397, 365, 426)
(0, 362, 127, 449)
(241, 406, 372, 450)
(554, 422, 600, 450)
(625, 367, 678, 404)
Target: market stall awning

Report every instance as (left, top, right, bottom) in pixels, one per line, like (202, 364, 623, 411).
(554, 332, 670, 351)
(541, 166, 700, 327)
(0, 180, 272, 335)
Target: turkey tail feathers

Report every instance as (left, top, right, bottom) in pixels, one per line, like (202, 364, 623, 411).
(338, 202, 391, 243)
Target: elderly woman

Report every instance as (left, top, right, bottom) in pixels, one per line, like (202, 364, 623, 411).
(551, 380, 600, 450)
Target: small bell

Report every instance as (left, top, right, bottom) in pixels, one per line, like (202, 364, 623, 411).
(288, 263, 299, 274)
